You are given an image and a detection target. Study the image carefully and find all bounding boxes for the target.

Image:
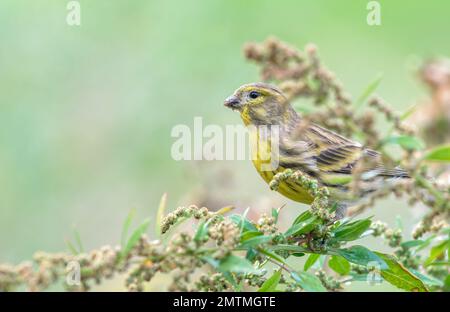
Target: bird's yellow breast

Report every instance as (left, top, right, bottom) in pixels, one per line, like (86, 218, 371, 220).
(250, 134, 314, 205)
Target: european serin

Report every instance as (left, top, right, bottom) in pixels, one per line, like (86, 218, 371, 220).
(224, 82, 409, 218)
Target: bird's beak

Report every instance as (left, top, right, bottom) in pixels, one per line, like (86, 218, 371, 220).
(224, 95, 241, 110)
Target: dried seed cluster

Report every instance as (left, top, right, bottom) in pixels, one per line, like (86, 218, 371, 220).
(270, 168, 333, 221)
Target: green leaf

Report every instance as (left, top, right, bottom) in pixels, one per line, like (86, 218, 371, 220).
(271, 208, 279, 223)
(304, 254, 320, 271)
(72, 227, 84, 253)
(410, 269, 444, 287)
(335, 246, 387, 269)
(65, 239, 79, 255)
(291, 271, 327, 292)
(424, 240, 449, 266)
(240, 231, 263, 242)
(400, 104, 417, 121)
(400, 240, 425, 249)
(292, 210, 313, 225)
(215, 205, 235, 215)
(328, 255, 351, 275)
(258, 270, 282, 292)
(201, 255, 219, 268)
(239, 207, 250, 235)
(218, 254, 262, 274)
(258, 248, 285, 263)
(444, 275, 450, 292)
(285, 216, 318, 237)
(246, 248, 258, 262)
(292, 253, 305, 257)
(155, 193, 167, 236)
(354, 73, 383, 110)
(333, 218, 372, 241)
(240, 235, 273, 248)
(230, 214, 258, 232)
(194, 219, 213, 242)
(270, 244, 309, 254)
(416, 234, 437, 252)
(121, 209, 136, 247)
(271, 204, 284, 224)
(376, 253, 429, 292)
(121, 218, 150, 259)
(323, 175, 353, 186)
(427, 261, 450, 266)
(423, 144, 450, 162)
(382, 135, 425, 151)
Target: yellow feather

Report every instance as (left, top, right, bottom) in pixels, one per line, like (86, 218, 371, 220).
(251, 131, 314, 204)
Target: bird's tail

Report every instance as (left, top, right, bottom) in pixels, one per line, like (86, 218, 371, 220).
(376, 167, 410, 179)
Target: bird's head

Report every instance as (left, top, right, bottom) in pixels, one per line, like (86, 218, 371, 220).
(224, 82, 292, 126)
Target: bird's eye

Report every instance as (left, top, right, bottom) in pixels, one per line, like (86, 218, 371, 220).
(249, 91, 260, 99)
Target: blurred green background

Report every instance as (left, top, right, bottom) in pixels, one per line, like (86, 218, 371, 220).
(1, 0, 449, 291)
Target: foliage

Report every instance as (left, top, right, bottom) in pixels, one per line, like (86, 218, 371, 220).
(0, 38, 449, 292)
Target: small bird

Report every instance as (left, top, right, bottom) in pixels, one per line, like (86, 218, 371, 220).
(224, 82, 409, 218)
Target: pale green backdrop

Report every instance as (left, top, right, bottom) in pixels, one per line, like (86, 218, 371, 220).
(1, 0, 448, 291)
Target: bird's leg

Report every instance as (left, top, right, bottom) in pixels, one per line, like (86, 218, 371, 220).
(293, 237, 308, 244)
(292, 234, 315, 252)
(333, 202, 348, 221)
(323, 202, 348, 226)
(306, 233, 315, 252)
